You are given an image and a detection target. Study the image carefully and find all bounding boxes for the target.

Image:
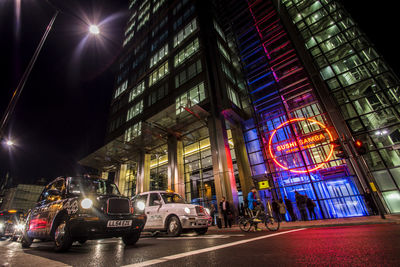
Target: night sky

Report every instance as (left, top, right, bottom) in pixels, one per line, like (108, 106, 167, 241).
(0, 0, 397, 185)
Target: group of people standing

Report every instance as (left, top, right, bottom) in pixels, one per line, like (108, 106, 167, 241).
(209, 188, 319, 227)
(272, 191, 317, 222)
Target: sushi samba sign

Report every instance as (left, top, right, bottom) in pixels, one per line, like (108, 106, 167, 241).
(268, 118, 334, 174)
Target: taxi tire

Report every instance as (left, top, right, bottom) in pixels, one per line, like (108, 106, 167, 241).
(21, 232, 33, 248)
(166, 216, 182, 237)
(53, 218, 73, 252)
(78, 239, 87, 244)
(195, 228, 208, 235)
(122, 231, 140, 246)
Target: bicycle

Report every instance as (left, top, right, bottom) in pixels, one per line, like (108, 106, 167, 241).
(238, 211, 280, 232)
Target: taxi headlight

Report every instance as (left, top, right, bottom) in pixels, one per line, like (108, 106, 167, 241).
(184, 207, 190, 214)
(136, 201, 145, 211)
(0, 223, 3, 229)
(81, 198, 93, 209)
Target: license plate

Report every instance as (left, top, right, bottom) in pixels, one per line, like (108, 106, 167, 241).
(107, 220, 132, 227)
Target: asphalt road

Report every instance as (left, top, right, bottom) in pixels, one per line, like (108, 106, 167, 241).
(1, 224, 399, 266)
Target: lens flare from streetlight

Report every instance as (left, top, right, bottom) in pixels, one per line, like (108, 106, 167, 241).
(89, 25, 100, 35)
(6, 140, 14, 146)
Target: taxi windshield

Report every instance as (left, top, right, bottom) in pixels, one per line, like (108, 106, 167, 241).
(160, 193, 186, 204)
(68, 177, 120, 196)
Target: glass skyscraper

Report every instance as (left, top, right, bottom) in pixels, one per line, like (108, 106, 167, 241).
(80, 0, 400, 218)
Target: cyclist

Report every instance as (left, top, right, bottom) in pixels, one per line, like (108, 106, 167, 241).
(247, 187, 262, 224)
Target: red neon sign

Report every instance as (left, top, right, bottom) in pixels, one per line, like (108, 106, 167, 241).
(268, 118, 334, 173)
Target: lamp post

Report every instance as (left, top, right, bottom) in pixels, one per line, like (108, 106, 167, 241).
(0, 1, 101, 140)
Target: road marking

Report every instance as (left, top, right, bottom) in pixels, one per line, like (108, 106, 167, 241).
(156, 234, 245, 240)
(124, 228, 306, 267)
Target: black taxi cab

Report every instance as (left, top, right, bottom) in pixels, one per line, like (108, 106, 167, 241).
(21, 176, 146, 252)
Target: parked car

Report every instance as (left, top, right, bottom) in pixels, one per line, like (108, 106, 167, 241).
(132, 190, 211, 237)
(21, 176, 147, 251)
(0, 210, 24, 240)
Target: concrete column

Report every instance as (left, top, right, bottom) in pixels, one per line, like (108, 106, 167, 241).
(168, 135, 185, 197)
(231, 124, 254, 199)
(136, 152, 150, 193)
(208, 115, 239, 216)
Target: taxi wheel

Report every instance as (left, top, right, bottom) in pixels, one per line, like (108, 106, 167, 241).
(195, 228, 208, 235)
(78, 239, 87, 244)
(167, 216, 182, 237)
(122, 231, 140, 246)
(53, 218, 73, 252)
(21, 232, 33, 248)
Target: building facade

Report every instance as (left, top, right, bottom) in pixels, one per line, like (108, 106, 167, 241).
(80, 0, 400, 218)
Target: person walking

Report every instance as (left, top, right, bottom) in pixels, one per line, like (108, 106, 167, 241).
(278, 199, 287, 222)
(219, 196, 232, 228)
(271, 199, 280, 221)
(210, 203, 216, 226)
(284, 196, 296, 221)
(306, 196, 317, 220)
(295, 191, 308, 221)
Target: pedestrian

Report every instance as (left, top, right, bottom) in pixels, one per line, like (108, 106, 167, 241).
(278, 199, 287, 222)
(210, 203, 216, 226)
(284, 196, 296, 221)
(272, 199, 280, 221)
(306, 196, 317, 220)
(219, 196, 232, 228)
(240, 203, 245, 217)
(364, 189, 378, 215)
(295, 191, 308, 221)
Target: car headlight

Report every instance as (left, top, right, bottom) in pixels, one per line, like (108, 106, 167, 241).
(0, 223, 3, 229)
(136, 201, 145, 211)
(14, 224, 24, 231)
(184, 207, 191, 214)
(81, 198, 93, 209)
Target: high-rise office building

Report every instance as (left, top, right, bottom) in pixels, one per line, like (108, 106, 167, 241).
(80, 0, 400, 218)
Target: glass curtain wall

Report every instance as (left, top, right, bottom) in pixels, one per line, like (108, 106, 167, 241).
(183, 136, 214, 206)
(231, 0, 367, 218)
(281, 0, 400, 213)
(123, 163, 137, 197)
(150, 145, 168, 190)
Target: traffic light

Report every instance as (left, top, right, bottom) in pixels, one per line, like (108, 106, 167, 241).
(333, 139, 348, 159)
(354, 139, 367, 155)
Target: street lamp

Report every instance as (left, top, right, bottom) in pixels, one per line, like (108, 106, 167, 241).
(0, 2, 102, 140)
(6, 140, 14, 147)
(89, 25, 100, 35)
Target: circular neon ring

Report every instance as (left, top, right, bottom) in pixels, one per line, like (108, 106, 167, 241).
(268, 118, 334, 174)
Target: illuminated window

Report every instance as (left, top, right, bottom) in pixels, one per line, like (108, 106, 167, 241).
(129, 81, 145, 102)
(114, 80, 128, 99)
(124, 122, 142, 142)
(227, 86, 241, 108)
(217, 41, 231, 62)
(175, 59, 202, 88)
(149, 61, 169, 87)
(213, 20, 226, 41)
(174, 38, 199, 67)
(126, 100, 143, 121)
(152, 0, 166, 13)
(173, 18, 197, 48)
(150, 44, 169, 68)
(176, 82, 206, 115)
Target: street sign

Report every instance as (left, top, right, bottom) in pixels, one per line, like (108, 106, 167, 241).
(370, 182, 377, 192)
(258, 181, 270, 189)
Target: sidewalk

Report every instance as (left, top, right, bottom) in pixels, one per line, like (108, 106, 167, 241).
(208, 214, 400, 232)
